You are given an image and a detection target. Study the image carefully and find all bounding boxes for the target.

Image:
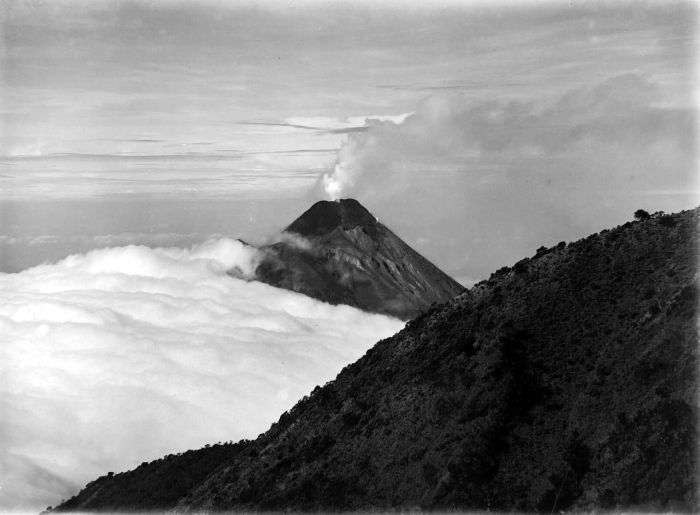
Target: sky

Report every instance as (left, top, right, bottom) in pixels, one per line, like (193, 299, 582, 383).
(0, 0, 697, 282)
(0, 0, 697, 510)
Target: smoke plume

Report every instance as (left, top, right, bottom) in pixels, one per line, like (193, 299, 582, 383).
(320, 73, 696, 281)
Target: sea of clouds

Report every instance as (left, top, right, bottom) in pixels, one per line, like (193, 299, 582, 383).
(0, 239, 403, 511)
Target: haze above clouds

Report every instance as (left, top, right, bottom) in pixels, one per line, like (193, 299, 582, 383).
(1, 0, 696, 280)
(0, 239, 403, 510)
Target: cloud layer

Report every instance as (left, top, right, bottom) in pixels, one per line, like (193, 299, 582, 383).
(0, 240, 403, 510)
(320, 73, 697, 281)
(322, 73, 694, 199)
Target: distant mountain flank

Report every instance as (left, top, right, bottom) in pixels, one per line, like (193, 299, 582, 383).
(253, 199, 465, 320)
(56, 207, 698, 513)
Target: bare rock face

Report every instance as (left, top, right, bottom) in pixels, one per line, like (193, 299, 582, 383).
(56, 207, 698, 513)
(254, 199, 465, 320)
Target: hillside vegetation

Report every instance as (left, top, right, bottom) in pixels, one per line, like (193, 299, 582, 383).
(57, 207, 698, 512)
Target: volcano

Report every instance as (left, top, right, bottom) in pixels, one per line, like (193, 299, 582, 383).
(253, 199, 465, 319)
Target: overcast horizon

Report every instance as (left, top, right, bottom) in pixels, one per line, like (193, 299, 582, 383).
(1, 0, 697, 284)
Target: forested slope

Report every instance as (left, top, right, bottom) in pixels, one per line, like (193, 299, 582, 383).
(57, 208, 698, 512)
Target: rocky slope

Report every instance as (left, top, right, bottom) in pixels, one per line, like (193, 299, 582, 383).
(253, 199, 465, 320)
(56, 207, 698, 512)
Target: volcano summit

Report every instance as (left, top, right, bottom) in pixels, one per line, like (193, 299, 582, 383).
(253, 199, 465, 320)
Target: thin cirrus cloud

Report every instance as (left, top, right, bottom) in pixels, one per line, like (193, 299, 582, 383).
(4, 1, 689, 160)
(0, 152, 331, 201)
(2, 2, 693, 181)
(0, 238, 404, 511)
(236, 114, 415, 138)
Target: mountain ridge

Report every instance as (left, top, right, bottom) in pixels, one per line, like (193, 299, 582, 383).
(55, 206, 698, 513)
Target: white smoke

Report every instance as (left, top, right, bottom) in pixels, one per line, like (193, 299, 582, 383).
(322, 118, 402, 200)
(322, 143, 357, 200)
(319, 73, 696, 277)
(0, 240, 403, 511)
(322, 161, 349, 200)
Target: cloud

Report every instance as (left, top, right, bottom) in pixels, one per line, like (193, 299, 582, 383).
(0, 239, 403, 511)
(237, 113, 414, 137)
(274, 231, 314, 252)
(0, 153, 327, 201)
(322, 73, 694, 199)
(284, 114, 414, 131)
(318, 73, 697, 278)
(0, 233, 234, 274)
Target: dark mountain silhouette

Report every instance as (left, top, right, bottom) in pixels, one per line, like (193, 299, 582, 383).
(253, 198, 465, 320)
(55, 207, 698, 513)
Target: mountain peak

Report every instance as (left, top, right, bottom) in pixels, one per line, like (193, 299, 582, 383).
(259, 197, 464, 319)
(285, 198, 377, 236)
